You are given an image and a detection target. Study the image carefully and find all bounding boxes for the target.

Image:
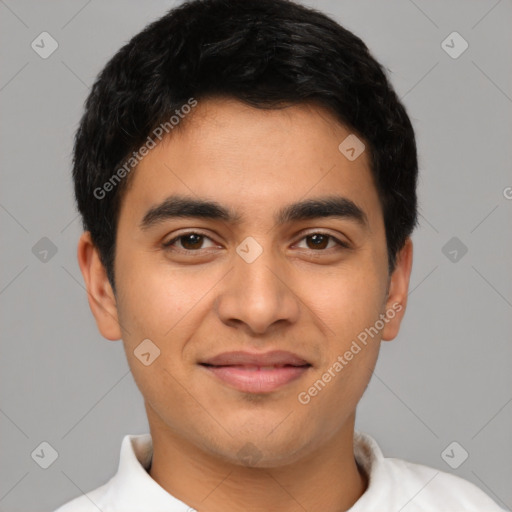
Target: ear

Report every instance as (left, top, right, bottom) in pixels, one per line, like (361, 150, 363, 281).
(77, 231, 122, 341)
(381, 237, 413, 342)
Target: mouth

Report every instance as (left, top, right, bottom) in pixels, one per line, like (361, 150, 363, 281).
(199, 350, 312, 393)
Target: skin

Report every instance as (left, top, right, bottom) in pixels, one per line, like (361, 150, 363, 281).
(78, 98, 413, 512)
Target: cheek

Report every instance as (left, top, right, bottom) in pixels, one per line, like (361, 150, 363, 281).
(299, 256, 385, 402)
(306, 264, 385, 339)
(115, 251, 210, 340)
(113, 255, 199, 414)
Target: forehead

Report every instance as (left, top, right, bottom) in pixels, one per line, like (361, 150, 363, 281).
(117, 98, 382, 229)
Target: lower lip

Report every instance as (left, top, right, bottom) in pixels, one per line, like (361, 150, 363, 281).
(201, 364, 310, 393)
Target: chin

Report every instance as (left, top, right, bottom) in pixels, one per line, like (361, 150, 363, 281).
(210, 431, 312, 469)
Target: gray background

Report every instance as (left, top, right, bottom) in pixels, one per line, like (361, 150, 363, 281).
(1, 0, 511, 511)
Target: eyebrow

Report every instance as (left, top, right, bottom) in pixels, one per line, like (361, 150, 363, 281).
(139, 194, 369, 231)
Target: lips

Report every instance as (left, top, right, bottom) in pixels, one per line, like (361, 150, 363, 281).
(201, 350, 310, 367)
(199, 350, 311, 393)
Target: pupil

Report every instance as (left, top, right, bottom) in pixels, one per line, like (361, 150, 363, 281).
(309, 234, 327, 249)
(183, 234, 202, 249)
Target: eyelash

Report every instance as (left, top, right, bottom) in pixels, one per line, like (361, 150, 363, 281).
(162, 230, 350, 254)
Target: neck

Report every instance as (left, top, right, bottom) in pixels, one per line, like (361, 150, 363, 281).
(147, 408, 367, 512)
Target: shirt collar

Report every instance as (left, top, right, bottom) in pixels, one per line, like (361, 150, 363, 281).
(106, 433, 191, 510)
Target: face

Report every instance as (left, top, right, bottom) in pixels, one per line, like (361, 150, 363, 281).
(79, 98, 412, 467)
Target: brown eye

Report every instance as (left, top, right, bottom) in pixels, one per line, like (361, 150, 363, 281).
(296, 232, 349, 251)
(163, 232, 216, 251)
(305, 234, 330, 250)
(179, 233, 205, 250)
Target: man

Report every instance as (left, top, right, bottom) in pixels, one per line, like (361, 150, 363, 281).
(55, 0, 505, 510)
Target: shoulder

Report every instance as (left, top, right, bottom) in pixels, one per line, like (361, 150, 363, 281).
(53, 480, 112, 512)
(384, 457, 505, 511)
(53, 433, 158, 512)
(353, 432, 506, 511)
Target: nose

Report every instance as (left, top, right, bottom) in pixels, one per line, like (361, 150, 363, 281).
(214, 246, 300, 335)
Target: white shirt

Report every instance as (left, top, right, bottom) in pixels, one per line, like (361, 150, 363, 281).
(54, 432, 505, 512)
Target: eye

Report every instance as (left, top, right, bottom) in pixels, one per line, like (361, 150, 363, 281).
(163, 232, 217, 252)
(162, 230, 350, 254)
(295, 232, 350, 251)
